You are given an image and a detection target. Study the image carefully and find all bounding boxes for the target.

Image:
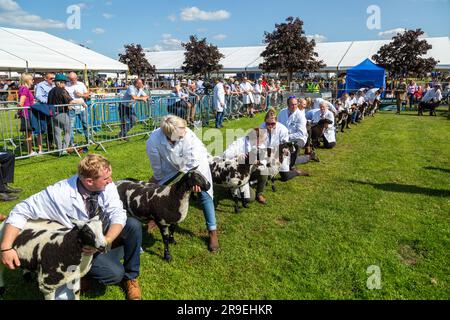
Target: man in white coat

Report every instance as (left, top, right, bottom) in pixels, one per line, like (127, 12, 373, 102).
(146, 115, 219, 252)
(0, 154, 143, 300)
(311, 102, 336, 149)
(278, 97, 319, 167)
(307, 97, 338, 115)
(240, 77, 255, 117)
(213, 78, 226, 129)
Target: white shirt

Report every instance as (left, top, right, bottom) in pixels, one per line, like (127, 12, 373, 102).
(278, 108, 308, 145)
(5, 176, 127, 230)
(240, 82, 255, 104)
(356, 96, 366, 106)
(312, 98, 337, 114)
(259, 122, 289, 151)
(311, 109, 336, 143)
(213, 82, 226, 112)
(66, 81, 88, 102)
(146, 128, 214, 199)
(223, 136, 252, 160)
(422, 88, 442, 103)
(365, 88, 380, 103)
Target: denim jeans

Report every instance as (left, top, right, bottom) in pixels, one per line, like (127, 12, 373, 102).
(215, 112, 224, 128)
(69, 109, 89, 146)
(198, 191, 217, 231)
(87, 217, 142, 285)
(119, 104, 137, 137)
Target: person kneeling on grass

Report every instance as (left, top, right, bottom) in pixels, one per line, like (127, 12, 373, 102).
(0, 154, 142, 300)
(311, 102, 336, 149)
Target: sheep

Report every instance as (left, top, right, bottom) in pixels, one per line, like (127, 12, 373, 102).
(310, 118, 334, 149)
(0, 216, 107, 300)
(115, 168, 210, 262)
(263, 142, 295, 192)
(208, 154, 262, 214)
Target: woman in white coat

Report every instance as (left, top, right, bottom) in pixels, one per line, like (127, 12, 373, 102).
(240, 77, 255, 117)
(146, 115, 219, 252)
(311, 102, 336, 149)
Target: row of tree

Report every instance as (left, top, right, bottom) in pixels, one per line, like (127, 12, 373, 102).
(118, 17, 438, 82)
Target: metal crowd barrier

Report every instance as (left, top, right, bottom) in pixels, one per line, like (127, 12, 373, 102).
(1, 93, 316, 160)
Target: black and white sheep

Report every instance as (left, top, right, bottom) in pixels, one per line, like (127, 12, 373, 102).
(115, 169, 210, 262)
(262, 142, 295, 192)
(208, 154, 262, 213)
(0, 216, 107, 300)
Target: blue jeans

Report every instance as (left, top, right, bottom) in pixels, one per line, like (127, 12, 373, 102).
(87, 217, 142, 284)
(69, 109, 89, 145)
(215, 112, 224, 128)
(199, 191, 217, 231)
(119, 104, 137, 137)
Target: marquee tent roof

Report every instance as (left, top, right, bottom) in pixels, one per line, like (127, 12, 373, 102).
(0, 27, 128, 72)
(146, 37, 450, 73)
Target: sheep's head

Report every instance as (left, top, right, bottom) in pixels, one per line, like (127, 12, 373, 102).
(183, 167, 211, 191)
(71, 216, 108, 253)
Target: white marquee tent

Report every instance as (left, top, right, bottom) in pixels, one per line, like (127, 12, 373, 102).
(146, 37, 450, 74)
(0, 27, 128, 72)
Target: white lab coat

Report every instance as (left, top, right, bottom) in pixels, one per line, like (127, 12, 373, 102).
(259, 122, 289, 151)
(147, 128, 214, 199)
(312, 98, 337, 114)
(240, 82, 255, 104)
(365, 88, 380, 103)
(312, 109, 336, 143)
(213, 82, 226, 112)
(278, 108, 308, 146)
(5, 176, 127, 230)
(253, 83, 263, 104)
(422, 88, 442, 103)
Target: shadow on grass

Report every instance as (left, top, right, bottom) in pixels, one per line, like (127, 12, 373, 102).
(348, 180, 450, 197)
(424, 166, 450, 174)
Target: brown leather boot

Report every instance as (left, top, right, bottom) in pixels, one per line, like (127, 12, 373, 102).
(295, 169, 310, 177)
(0, 214, 6, 222)
(208, 230, 219, 253)
(122, 279, 141, 300)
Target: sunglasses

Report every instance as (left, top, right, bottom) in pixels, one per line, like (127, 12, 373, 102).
(266, 122, 277, 127)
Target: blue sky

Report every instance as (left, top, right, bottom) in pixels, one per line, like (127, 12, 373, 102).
(1, 0, 449, 59)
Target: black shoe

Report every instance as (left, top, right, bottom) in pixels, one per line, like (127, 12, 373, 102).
(0, 193, 18, 202)
(4, 185, 22, 194)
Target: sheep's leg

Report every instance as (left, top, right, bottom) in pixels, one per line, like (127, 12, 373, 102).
(74, 288, 81, 300)
(169, 224, 177, 245)
(241, 187, 249, 209)
(231, 189, 240, 214)
(271, 176, 276, 192)
(23, 270, 33, 283)
(159, 225, 172, 262)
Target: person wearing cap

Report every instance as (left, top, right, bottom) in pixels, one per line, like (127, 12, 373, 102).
(418, 84, 442, 116)
(47, 73, 80, 156)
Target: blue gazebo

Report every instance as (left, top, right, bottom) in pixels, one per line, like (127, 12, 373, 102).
(345, 58, 386, 93)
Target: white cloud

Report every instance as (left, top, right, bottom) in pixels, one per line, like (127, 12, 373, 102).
(146, 34, 183, 52)
(181, 7, 230, 21)
(92, 27, 106, 34)
(0, 0, 65, 29)
(213, 34, 227, 41)
(378, 28, 406, 38)
(168, 14, 177, 22)
(102, 13, 114, 19)
(306, 34, 327, 43)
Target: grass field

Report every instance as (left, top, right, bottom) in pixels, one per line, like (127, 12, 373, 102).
(0, 107, 449, 300)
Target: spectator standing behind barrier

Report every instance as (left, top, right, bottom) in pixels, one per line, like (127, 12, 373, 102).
(0, 154, 142, 300)
(180, 79, 198, 125)
(254, 78, 264, 112)
(0, 151, 22, 202)
(35, 73, 56, 149)
(119, 79, 148, 140)
(213, 78, 226, 129)
(240, 77, 255, 117)
(47, 73, 77, 157)
(18, 73, 43, 156)
(407, 80, 418, 111)
(146, 116, 219, 252)
(66, 72, 92, 147)
(395, 78, 407, 114)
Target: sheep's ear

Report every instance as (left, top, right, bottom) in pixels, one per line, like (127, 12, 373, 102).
(70, 218, 87, 230)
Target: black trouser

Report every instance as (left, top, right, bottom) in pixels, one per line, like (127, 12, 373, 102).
(290, 142, 299, 170)
(0, 152, 15, 192)
(323, 137, 336, 149)
(250, 170, 268, 196)
(279, 171, 300, 182)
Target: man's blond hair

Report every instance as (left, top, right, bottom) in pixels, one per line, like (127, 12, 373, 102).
(161, 115, 187, 139)
(78, 154, 111, 180)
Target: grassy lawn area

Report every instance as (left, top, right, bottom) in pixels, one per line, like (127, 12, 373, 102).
(0, 107, 449, 300)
